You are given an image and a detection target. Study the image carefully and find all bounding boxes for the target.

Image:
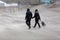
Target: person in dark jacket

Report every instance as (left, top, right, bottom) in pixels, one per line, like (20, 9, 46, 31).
(25, 8, 32, 29)
(33, 9, 41, 28)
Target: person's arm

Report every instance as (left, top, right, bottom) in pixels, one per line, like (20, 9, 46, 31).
(39, 16, 41, 21)
(38, 13, 41, 21)
(31, 12, 33, 18)
(30, 12, 34, 19)
(32, 13, 35, 19)
(25, 13, 27, 20)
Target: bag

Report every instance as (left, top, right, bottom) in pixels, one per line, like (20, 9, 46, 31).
(41, 21, 46, 26)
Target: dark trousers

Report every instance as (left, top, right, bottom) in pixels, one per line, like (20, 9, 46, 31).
(26, 19, 31, 29)
(34, 20, 40, 28)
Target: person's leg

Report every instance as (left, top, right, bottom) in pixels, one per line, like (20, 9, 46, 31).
(28, 20, 31, 29)
(33, 22, 37, 28)
(38, 22, 41, 28)
(26, 20, 31, 29)
(33, 20, 38, 28)
(33, 23, 36, 28)
(26, 20, 29, 26)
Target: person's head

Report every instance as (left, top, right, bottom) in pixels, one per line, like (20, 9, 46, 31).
(27, 8, 30, 11)
(35, 9, 38, 13)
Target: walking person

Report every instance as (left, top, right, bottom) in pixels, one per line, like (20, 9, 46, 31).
(33, 9, 41, 28)
(25, 8, 32, 29)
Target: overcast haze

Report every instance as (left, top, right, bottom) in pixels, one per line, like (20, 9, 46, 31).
(0, 0, 60, 40)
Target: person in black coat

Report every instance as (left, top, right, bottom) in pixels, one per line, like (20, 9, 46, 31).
(25, 8, 32, 29)
(33, 9, 41, 28)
